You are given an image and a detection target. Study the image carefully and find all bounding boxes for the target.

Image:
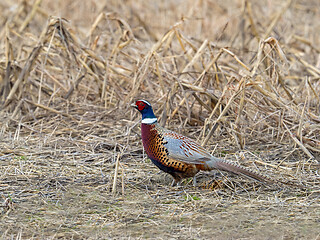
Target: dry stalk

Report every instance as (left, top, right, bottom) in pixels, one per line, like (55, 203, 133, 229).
(202, 78, 246, 146)
(112, 153, 121, 195)
(283, 123, 314, 159)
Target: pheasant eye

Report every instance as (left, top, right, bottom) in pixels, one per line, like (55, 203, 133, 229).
(137, 102, 146, 111)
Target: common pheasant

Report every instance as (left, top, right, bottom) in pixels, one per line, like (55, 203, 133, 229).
(132, 99, 272, 186)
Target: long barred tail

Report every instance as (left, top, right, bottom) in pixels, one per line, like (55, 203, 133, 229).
(207, 158, 273, 184)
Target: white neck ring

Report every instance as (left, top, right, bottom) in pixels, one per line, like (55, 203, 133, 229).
(142, 118, 157, 124)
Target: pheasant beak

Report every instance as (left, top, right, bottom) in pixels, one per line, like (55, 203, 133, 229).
(131, 103, 138, 109)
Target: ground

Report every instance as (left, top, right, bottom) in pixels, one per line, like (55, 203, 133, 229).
(1, 129, 319, 239)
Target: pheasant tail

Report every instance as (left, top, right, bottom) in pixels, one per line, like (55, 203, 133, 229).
(207, 158, 272, 183)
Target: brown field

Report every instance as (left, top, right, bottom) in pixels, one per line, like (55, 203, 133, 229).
(0, 0, 320, 239)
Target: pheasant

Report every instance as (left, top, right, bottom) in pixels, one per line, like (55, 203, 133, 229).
(132, 99, 272, 186)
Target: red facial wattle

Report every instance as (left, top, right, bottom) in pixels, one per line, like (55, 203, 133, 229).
(137, 101, 146, 111)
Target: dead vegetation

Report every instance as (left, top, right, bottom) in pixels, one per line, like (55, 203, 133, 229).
(0, 0, 319, 239)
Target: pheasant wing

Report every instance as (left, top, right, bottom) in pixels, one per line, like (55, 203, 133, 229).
(162, 131, 213, 164)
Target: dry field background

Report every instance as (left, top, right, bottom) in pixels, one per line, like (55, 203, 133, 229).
(0, 0, 320, 239)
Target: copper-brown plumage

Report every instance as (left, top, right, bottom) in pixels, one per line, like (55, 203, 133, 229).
(141, 123, 199, 183)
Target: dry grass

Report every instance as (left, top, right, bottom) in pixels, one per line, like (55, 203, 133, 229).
(0, 0, 319, 239)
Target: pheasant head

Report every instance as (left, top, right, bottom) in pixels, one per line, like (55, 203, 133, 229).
(131, 100, 157, 124)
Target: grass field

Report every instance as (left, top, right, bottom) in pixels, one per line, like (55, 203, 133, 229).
(0, 0, 319, 239)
